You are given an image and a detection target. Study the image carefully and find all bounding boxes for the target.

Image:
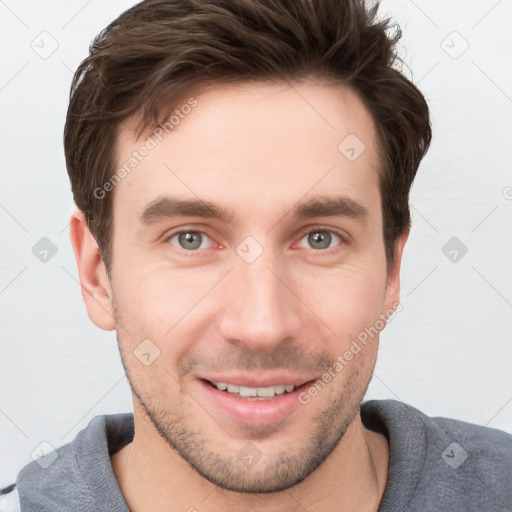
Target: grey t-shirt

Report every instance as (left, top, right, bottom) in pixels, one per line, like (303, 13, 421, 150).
(2, 399, 512, 511)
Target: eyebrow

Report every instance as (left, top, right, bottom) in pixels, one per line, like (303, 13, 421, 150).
(139, 195, 369, 225)
(140, 196, 235, 225)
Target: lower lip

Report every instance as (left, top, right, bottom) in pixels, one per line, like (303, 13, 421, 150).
(196, 379, 312, 427)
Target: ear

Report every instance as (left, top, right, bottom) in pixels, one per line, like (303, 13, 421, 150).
(382, 229, 409, 317)
(69, 210, 115, 331)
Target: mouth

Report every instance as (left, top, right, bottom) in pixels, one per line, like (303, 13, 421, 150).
(195, 377, 316, 427)
(202, 379, 312, 400)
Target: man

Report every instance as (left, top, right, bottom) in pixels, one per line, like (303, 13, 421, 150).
(2, 0, 511, 510)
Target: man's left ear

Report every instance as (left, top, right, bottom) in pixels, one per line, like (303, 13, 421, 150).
(382, 228, 409, 315)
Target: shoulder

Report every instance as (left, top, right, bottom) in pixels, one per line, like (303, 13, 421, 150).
(428, 412, 512, 500)
(363, 398, 512, 458)
(6, 412, 133, 511)
(362, 399, 512, 510)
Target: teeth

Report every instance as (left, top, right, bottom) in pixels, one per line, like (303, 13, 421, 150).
(257, 386, 276, 397)
(211, 381, 297, 397)
(240, 386, 260, 397)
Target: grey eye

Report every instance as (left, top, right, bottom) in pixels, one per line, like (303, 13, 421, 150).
(299, 230, 341, 250)
(169, 231, 211, 250)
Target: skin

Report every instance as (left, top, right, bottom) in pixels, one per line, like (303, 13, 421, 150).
(70, 80, 408, 512)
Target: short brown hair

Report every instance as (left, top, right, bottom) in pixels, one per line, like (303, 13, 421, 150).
(64, 0, 431, 272)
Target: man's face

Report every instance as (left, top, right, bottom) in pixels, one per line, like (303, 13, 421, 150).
(106, 81, 402, 492)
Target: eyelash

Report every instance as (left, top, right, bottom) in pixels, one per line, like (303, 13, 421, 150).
(166, 226, 347, 256)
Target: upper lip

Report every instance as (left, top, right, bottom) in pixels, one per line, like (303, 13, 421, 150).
(197, 374, 316, 388)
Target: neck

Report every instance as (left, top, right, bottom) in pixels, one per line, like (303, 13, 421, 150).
(111, 403, 389, 512)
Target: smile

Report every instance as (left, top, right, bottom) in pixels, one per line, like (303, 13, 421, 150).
(196, 377, 316, 426)
(208, 381, 297, 399)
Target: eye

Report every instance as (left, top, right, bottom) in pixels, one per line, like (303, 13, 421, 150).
(297, 229, 343, 251)
(168, 230, 213, 251)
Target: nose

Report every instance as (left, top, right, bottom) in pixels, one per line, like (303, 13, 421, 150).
(218, 251, 302, 352)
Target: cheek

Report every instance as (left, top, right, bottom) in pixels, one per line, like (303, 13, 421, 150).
(111, 267, 221, 358)
(113, 265, 196, 320)
(293, 264, 386, 346)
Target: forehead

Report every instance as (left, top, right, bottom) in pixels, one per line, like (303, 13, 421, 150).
(113, 81, 381, 226)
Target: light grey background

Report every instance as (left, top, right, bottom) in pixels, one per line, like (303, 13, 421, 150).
(1, 0, 511, 489)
